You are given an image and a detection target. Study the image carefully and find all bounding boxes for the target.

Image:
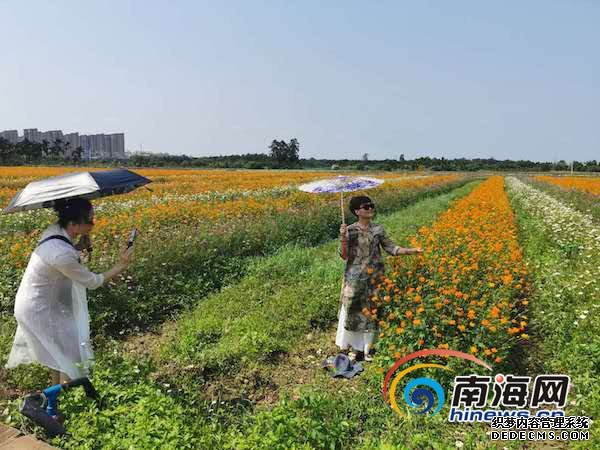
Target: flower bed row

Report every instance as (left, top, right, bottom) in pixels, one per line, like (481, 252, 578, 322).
(506, 177, 600, 432)
(373, 176, 530, 373)
(534, 175, 600, 196)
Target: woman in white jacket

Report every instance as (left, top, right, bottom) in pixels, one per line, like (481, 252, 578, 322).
(6, 198, 133, 386)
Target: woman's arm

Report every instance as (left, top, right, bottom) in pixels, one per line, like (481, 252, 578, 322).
(380, 227, 423, 256)
(101, 246, 134, 284)
(339, 224, 349, 260)
(394, 247, 423, 255)
(53, 246, 134, 289)
(53, 252, 105, 289)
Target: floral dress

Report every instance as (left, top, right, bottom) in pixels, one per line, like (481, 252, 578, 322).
(335, 222, 401, 353)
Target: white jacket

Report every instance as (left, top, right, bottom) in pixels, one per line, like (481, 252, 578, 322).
(6, 223, 104, 379)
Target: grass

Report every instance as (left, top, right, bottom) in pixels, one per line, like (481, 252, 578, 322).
(158, 181, 482, 389)
(1, 181, 489, 449)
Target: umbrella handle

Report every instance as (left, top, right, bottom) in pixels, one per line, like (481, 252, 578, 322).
(340, 191, 345, 225)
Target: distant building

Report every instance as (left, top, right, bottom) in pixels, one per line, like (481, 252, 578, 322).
(109, 133, 125, 159)
(63, 132, 80, 156)
(2, 128, 127, 160)
(90, 134, 106, 159)
(23, 128, 42, 143)
(41, 130, 64, 145)
(79, 135, 91, 159)
(0, 130, 18, 144)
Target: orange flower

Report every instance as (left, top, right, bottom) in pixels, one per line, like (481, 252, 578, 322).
(535, 175, 600, 196)
(490, 306, 500, 318)
(370, 177, 529, 371)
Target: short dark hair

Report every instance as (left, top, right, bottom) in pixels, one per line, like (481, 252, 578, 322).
(53, 198, 93, 228)
(349, 195, 372, 217)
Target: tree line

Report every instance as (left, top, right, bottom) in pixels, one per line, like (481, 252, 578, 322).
(0, 137, 83, 164)
(1, 136, 598, 172)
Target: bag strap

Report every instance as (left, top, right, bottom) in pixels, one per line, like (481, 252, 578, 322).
(37, 235, 76, 250)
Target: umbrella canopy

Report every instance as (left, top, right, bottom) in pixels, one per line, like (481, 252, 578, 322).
(298, 175, 384, 194)
(3, 169, 151, 214)
(298, 175, 384, 224)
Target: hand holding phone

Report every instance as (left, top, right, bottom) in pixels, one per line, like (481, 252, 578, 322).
(127, 228, 138, 248)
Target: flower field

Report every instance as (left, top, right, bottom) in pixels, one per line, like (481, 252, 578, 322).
(373, 176, 530, 376)
(528, 174, 600, 222)
(506, 177, 600, 435)
(534, 175, 600, 196)
(0, 167, 465, 337)
(0, 167, 598, 449)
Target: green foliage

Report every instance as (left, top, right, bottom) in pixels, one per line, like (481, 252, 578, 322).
(160, 182, 480, 390)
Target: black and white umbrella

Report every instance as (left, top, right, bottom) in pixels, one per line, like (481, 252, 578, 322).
(3, 169, 152, 214)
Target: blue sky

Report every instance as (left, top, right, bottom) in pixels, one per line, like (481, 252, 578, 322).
(1, 1, 598, 161)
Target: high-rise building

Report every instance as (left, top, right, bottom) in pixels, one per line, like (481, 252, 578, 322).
(104, 134, 112, 158)
(90, 134, 106, 159)
(109, 133, 125, 159)
(63, 132, 80, 156)
(7, 128, 126, 160)
(42, 130, 63, 145)
(23, 128, 42, 143)
(79, 135, 91, 159)
(41, 130, 64, 146)
(0, 130, 18, 144)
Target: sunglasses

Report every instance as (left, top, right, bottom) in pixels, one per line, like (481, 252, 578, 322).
(83, 215, 95, 225)
(359, 203, 375, 210)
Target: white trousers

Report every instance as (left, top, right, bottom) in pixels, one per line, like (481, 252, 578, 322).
(335, 303, 375, 353)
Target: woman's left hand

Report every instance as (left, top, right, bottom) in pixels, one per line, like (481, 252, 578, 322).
(413, 247, 423, 254)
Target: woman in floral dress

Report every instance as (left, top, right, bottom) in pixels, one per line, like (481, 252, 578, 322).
(336, 195, 422, 361)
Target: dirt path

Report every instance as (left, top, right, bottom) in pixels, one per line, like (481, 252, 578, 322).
(0, 424, 56, 450)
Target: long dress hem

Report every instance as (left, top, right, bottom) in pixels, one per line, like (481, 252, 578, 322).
(335, 303, 374, 353)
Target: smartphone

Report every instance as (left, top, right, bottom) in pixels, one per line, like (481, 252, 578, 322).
(127, 228, 138, 248)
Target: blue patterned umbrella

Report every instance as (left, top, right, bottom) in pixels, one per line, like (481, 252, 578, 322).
(298, 176, 384, 223)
